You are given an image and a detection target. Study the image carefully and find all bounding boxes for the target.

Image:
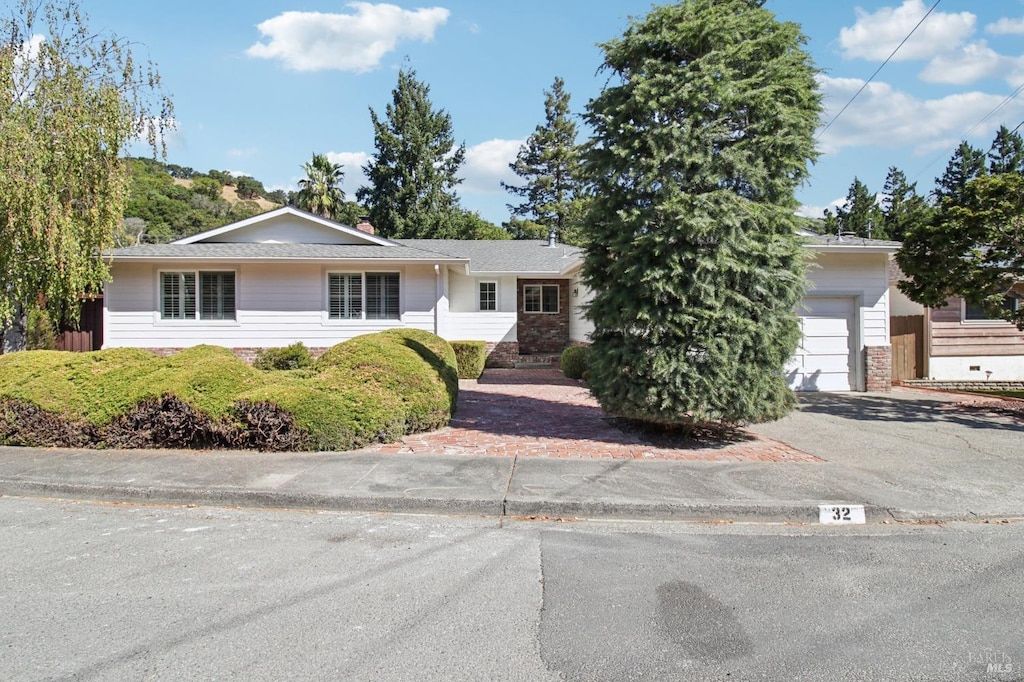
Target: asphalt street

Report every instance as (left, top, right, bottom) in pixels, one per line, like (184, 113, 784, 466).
(2, 498, 1021, 681)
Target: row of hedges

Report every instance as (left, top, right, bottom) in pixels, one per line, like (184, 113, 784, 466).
(0, 329, 458, 452)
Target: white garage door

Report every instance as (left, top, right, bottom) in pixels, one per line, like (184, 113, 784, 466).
(786, 297, 856, 392)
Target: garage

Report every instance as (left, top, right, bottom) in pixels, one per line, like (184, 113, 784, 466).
(787, 296, 857, 392)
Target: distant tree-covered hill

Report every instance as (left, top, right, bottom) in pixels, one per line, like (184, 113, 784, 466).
(118, 158, 285, 245)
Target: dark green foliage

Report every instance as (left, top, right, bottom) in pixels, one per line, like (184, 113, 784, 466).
(503, 77, 586, 246)
(836, 178, 883, 238)
(123, 158, 280, 242)
(452, 210, 511, 240)
(988, 125, 1024, 175)
(358, 69, 466, 238)
(253, 342, 312, 371)
(933, 141, 985, 205)
(897, 173, 1024, 328)
(881, 166, 932, 243)
(25, 308, 58, 350)
(235, 176, 265, 200)
(0, 331, 459, 451)
(502, 217, 548, 240)
(451, 341, 486, 379)
(560, 345, 590, 380)
(580, 0, 819, 426)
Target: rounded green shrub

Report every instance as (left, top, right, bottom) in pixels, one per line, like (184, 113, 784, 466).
(561, 344, 591, 380)
(253, 342, 312, 371)
(451, 341, 486, 380)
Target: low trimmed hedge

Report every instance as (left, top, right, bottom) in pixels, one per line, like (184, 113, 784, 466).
(451, 341, 486, 379)
(254, 342, 312, 370)
(561, 345, 590, 380)
(0, 330, 460, 452)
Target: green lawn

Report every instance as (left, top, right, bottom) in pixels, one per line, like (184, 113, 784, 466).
(975, 390, 1024, 400)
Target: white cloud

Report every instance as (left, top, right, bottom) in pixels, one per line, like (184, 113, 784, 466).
(246, 2, 450, 73)
(325, 150, 371, 195)
(815, 74, 1024, 155)
(838, 0, 975, 62)
(986, 17, 1024, 35)
(796, 197, 846, 219)
(460, 138, 523, 194)
(919, 41, 1003, 84)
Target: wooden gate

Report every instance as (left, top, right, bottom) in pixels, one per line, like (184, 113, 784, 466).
(891, 315, 925, 382)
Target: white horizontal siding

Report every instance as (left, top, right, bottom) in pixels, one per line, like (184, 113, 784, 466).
(569, 274, 594, 343)
(203, 214, 370, 244)
(105, 261, 437, 349)
(447, 313, 517, 343)
(449, 272, 516, 313)
(806, 252, 890, 348)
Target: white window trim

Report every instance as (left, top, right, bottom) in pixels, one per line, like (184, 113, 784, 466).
(961, 297, 1019, 324)
(478, 280, 498, 312)
(323, 268, 403, 323)
(154, 267, 239, 325)
(523, 283, 559, 314)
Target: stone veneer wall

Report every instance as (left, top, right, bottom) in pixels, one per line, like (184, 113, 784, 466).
(901, 380, 1024, 392)
(865, 346, 892, 392)
(517, 278, 571, 354)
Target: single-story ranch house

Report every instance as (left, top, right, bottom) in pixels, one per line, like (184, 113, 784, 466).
(102, 207, 898, 392)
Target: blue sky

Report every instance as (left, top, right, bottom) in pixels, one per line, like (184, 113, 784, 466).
(79, 0, 1024, 225)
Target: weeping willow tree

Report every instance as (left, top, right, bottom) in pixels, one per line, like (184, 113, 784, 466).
(580, 0, 821, 426)
(0, 0, 172, 352)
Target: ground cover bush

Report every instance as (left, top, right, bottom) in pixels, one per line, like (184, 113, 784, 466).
(0, 331, 459, 452)
(451, 341, 486, 379)
(253, 342, 312, 370)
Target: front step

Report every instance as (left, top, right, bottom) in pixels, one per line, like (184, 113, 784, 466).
(513, 353, 561, 369)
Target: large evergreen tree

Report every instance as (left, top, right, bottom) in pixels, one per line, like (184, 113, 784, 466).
(880, 166, 930, 243)
(0, 0, 172, 352)
(933, 141, 985, 205)
(502, 76, 585, 245)
(835, 178, 883, 238)
(357, 69, 465, 238)
(580, 0, 820, 426)
(987, 124, 1024, 175)
(897, 173, 1024, 328)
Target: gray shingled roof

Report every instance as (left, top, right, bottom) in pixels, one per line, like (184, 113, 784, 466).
(397, 239, 583, 273)
(803, 234, 901, 248)
(106, 242, 462, 261)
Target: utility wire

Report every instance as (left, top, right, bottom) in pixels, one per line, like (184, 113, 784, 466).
(817, 0, 942, 140)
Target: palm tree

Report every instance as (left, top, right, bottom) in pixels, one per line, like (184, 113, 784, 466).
(295, 153, 345, 219)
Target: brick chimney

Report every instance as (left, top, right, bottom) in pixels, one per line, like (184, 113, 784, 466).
(355, 216, 375, 235)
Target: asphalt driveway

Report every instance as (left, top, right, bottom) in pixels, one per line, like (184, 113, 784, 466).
(748, 388, 1024, 518)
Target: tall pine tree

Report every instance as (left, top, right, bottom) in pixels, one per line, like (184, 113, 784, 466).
(880, 166, 930, 243)
(502, 77, 585, 245)
(580, 0, 820, 426)
(933, 141, 985, 205)
(357, 69, 465, 238)
(987, 124, 1024, 175)
(836, 178, 883, 238)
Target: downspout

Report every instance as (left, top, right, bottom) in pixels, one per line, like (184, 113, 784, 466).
(434, 263, 440, 335)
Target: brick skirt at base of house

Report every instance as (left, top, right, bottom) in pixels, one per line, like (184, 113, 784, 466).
(140, 347, 329, 363)
(865, 346, 892, 392)
(484, 341, 519, 369)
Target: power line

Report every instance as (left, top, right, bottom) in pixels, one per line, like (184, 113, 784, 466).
(817, 0, 942, 140)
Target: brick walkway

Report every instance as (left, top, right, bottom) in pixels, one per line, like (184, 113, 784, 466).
(368, 370, 819, 462)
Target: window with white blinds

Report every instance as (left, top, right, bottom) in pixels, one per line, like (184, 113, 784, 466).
(160, 271, 235, 320)
(328, 272, 399, 320)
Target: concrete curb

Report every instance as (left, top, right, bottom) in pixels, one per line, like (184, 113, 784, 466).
(7, 477, 1019, 525)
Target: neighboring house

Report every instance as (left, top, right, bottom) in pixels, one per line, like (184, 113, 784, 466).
(103, 207, 897, 391)
(888, 265, 1024, 381)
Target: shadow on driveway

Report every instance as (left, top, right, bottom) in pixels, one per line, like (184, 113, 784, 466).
(794, 391, 1024, 433)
